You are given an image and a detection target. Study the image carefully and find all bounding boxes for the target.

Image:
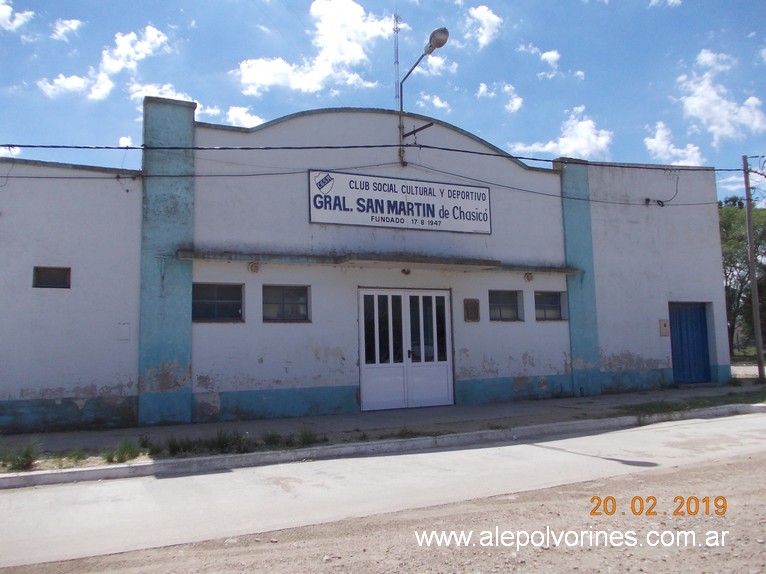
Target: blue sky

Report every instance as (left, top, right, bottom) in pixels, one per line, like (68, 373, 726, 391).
(1, 0, 765, 197)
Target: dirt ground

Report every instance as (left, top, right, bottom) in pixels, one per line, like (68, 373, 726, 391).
(6, 452, 764, 574)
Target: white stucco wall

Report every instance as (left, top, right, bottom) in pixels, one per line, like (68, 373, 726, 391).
(192, 109, 565, 267)
(188, 110, 572, 393)
(191, 261, 572, 394)
(587, 163, 729, 374)
(0, 160, 142, 400)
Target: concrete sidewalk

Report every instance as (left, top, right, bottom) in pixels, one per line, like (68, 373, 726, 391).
(1, 376, 764, 489)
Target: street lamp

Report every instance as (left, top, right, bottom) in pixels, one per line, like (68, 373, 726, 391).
(399, 27, 449, 113)
(398, 27, 449, 165)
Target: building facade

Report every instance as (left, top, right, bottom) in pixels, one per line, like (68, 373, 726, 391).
(0, 97, 731, 431)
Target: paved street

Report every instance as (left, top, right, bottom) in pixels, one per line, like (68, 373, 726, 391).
(1, 413, 764, 568)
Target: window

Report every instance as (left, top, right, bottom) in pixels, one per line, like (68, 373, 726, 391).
(489, 290, 522, 321)
(535, 291, 565, 321)
(263, 285, 310, 322)
(192, 283, 243, 322)
(33, 267, 71, 289)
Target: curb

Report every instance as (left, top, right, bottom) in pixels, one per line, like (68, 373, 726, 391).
(1, 404, 764, 491)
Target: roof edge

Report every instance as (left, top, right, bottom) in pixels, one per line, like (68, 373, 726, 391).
(0, 156, 141, 176)
(195, 107, 543, 172)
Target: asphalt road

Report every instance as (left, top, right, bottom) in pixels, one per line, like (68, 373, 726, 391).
(1, 413, 764, 568)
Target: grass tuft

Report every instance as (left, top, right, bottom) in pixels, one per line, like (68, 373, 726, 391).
(103, 439, 143, 464)
(1, 439, 39, 472)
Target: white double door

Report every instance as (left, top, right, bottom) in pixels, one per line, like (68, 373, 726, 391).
(359, 289, 453, 410)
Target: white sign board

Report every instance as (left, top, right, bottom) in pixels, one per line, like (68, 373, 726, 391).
(309, 170, 491, 234)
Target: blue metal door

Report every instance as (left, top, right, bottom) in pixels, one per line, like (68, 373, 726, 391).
(669, 303, 711, 384)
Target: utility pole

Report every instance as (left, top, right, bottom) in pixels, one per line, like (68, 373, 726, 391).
(743, 154, 765, 379)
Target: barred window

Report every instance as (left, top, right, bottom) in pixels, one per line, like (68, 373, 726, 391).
(263, 285, 310, 322)
(535, 291, 565, 321)
(192, 284, 243, 322)
(489, 290, 522, 321)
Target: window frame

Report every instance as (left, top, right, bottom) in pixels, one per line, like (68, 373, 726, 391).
(534, 291, 566, 321)
(33, 266, 71, 289)
(192, 283, 244, 323)
(262, 285, 311, 323)
(488, 290, 523, 322)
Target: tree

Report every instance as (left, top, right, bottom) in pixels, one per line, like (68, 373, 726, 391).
(719, 195, 766, 353)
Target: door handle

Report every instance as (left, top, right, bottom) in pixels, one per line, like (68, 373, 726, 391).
(408, 349, 412, 359)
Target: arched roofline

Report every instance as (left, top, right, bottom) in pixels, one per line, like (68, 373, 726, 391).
(195, 107, 544, 172)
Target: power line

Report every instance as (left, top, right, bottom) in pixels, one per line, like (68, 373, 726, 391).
(0, 141, 751, 174)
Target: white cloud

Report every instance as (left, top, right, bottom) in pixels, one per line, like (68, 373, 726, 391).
(417, 92, 451, 113)
(416, 54, 458, 77)
(0, 0, 33, 32)
(465, 5, 503, 49)
(475, 82, 523, 112)
(761, 47, 766, 64)
(502, 83, 523, 113)
(518, 43, 562, 79)
(226, 106, 265, 128)
(199, 105, 221, 118)
(509, 105, 612, 159)
(88, 71, 114, 101)
(37, 25, 169, 101)
(51, 18, 83, 42)
(649, 0, 682, 6)
(540, 50, 560, 67)
(476, 82, 495, 98)
(677, 49, 766, 146)
(0, 145, 20, 158)
(36, 73, 89, 97)
(234, 0, 391, 97)
(695, 48, 735, 73)
(99, 25, 169, 76)
(538, 50, 561, 79)
(128, 80, 192, 103)
(127, 80, 227, 122)
(644, 121, 705, 166)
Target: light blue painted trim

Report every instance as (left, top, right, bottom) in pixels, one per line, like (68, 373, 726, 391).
(561, 162, 601, 396)
(599, 368, 674, 393)
(456, 368, 678, 406)
(455, 375, 574, 404)
(139, 389, 194, 426)
(138, 98, 197, 425)
(192, 387, 360, 422)
(713, 365, 732, 385)
(0, 397, 137, 433)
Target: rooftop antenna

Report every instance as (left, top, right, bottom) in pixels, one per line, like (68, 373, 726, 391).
(394, 14, 401, 106)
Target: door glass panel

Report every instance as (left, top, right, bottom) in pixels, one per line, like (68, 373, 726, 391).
(436, 296, 447, 361)
(409, 295, 421, 362)
(423, 296, 435, 362)
(377, 295, 390, 363)
(392, 295, 403, 363)
(363, 294, 376, 364)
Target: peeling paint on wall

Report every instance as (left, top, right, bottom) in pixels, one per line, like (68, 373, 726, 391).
(600, 350, 670, 373)
(138, 361, 191, 393)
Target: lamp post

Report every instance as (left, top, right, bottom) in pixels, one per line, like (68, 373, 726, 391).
(399, 27, 449, 165)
